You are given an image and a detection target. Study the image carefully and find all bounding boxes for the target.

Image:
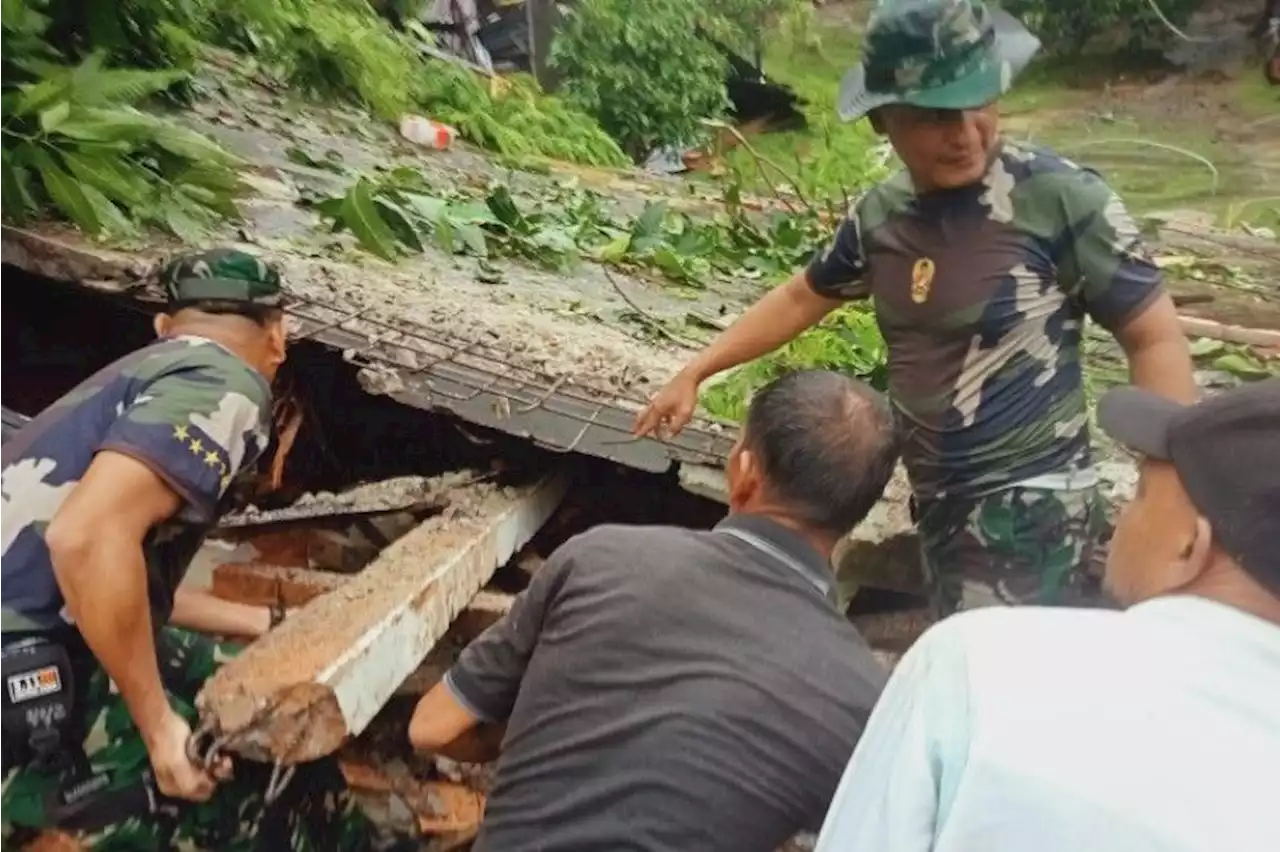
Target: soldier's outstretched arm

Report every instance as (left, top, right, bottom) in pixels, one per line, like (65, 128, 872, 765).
(45, 450, 222, 802)
(632, 270, 847, 438)
(633, 206, 870, 439)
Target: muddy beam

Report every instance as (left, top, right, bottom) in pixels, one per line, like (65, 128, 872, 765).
(195, 475, 566, 763)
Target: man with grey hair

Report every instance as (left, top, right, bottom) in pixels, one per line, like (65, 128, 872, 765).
(411, 369, 900, 852)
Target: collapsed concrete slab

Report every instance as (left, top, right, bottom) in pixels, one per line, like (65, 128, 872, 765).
(195, 474, 566, 763)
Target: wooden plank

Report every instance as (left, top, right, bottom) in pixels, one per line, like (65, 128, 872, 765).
(195, 475, 566, 763)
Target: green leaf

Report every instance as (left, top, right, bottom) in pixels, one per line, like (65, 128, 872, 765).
(60, 149, 150, 207)
(486, 185, 524, 228)
(32, 150, 101, 234)
(1, 150, 38, 222)
(175, 183, 240, 219)
(454, 221, 489, 257)
(71, 61, 186, 108)
(80, 183, 137, 236)
(630, 200, 667, 253)
(448, 200, 499, 225)
(174, 164, 245, 194)
(529, 226, 578, 256)
(150, 123, 243, 166)
(14, 69, 72, 117)
(39, 100, 71, 133)
(312, 194, 347, 230)
(341, 179, 400, 261)
(1212, 352, 1271, 380)
(434, 216, 457, 254)
(159, 197, 212, 243)
(599, 232, 631, 263)
(1187, 338, 1225, 358)
(403, 193, 448, 222)
(375, 197, 424, 253)
(54, 106, 161, 143)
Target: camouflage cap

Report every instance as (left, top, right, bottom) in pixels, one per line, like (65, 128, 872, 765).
(837, 0, 1041, 122)
(161, 248, 285, 308)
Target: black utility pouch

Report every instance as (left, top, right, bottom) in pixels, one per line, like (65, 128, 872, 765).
(2, 636, 163, 833)
(2, 636, 77, 773)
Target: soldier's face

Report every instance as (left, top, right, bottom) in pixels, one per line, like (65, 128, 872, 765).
(877, 103, 1000, 192)
(1105, 460, 1209, 605)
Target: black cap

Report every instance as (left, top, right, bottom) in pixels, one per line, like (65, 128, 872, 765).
(1097, 378, 1280, 594)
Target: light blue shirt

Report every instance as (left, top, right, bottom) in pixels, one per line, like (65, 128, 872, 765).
(815, 596, 1280, 852)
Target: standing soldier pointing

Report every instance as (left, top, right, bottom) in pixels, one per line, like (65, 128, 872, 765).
(635, 0, 1197, 615)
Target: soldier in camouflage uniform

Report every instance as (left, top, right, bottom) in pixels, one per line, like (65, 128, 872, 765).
(635, 0, 1197, 616)
(1, 250, 384, 849)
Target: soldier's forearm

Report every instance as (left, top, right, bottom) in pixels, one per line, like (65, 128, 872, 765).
(48, 528, 172, 746)
(1127, 338, 1197, 404)
(683, 272, 842, 384)
(171, 586, 271, 638)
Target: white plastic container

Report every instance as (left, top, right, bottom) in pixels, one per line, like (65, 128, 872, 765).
(399, 114, 458, 151)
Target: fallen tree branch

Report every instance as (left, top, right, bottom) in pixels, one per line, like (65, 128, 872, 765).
(1179, 315, 1280, 347)
(601, 265, 702, 351)
(699, 118, 812, 214)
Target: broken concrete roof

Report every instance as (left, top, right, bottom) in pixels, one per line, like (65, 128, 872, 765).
(1, 66, 761, 480)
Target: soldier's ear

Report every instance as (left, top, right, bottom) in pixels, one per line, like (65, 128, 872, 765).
(154, 313, 174, 339)
(265, 313, 287, 367)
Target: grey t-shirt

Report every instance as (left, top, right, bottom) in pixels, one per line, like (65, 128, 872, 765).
(445, 514, 887, 852)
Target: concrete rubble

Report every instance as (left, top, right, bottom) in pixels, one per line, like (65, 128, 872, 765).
(195, 474, 567, 764)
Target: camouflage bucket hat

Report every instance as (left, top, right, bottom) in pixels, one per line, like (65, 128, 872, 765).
(837, 0, 1041, 122)
(161, 247, 285, 308)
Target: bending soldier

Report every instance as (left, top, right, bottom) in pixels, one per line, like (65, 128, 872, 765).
(1, 250, 393, 850)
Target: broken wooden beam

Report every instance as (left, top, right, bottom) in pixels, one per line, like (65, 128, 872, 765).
(195, 474, 567, 763)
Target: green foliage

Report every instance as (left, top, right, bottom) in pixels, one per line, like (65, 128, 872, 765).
(1186, 338, 1279, 382)
(1001, 0, 1201, 55)
(310, 167, 590, 269)
(37, 0, 205, 74)
(1, 7, 246, 239)
(550, 0, 731, 160)
(700, 306, 889, 422)
(309, 164, 834, 291)
(415, 69, 628, 168)
(22, 0, 627, 167)
(698, 0, 808, 60)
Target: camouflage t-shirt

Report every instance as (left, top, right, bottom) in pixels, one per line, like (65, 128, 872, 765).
(1, 337, 272, 633)
(807, 139, 1164, 500)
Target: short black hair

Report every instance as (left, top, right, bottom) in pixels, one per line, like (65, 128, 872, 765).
(171, 299, 284, 327)
(743, 369, 900, 536)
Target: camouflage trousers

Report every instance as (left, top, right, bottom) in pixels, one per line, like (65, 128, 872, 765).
(914, 483, 1112, 617)
(1, 627, 377, 851)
